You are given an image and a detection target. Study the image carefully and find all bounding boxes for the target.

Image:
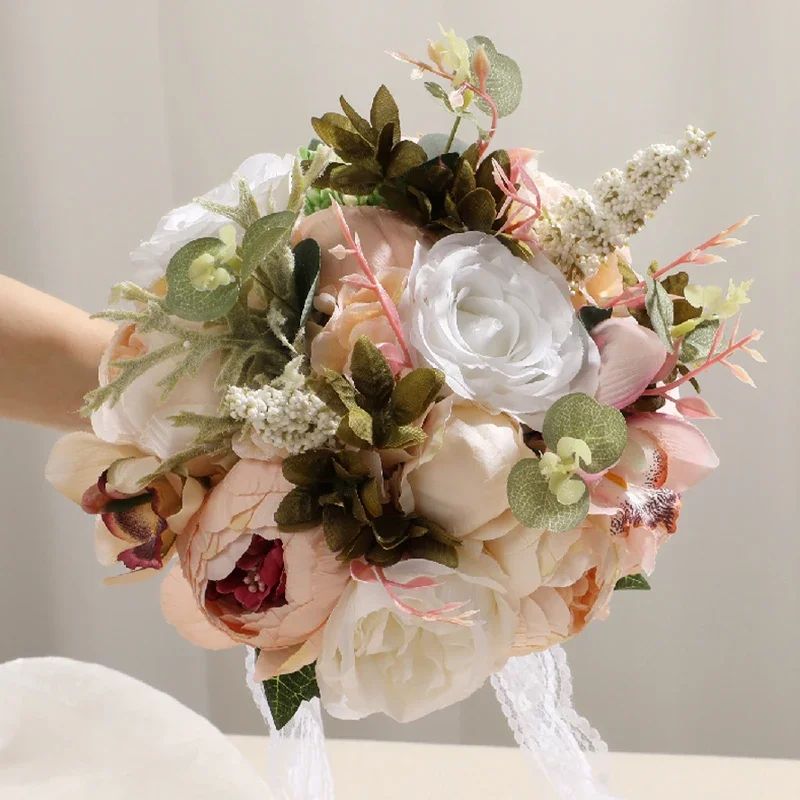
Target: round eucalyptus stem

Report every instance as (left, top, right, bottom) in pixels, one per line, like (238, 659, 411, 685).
(445, 117, 461, 153)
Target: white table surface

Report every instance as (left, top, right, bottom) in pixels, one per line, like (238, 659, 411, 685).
(230, 735, 800, 799)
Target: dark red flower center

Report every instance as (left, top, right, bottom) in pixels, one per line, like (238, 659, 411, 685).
(206, 536, 287, 613)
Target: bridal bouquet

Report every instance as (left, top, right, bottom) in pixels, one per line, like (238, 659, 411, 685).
(47, 28, 762, 734)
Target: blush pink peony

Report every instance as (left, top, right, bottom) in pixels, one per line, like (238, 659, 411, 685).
(162, 459, 350, 680)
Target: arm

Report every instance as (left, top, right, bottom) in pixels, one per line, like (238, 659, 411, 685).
(0, 276, 115, 431)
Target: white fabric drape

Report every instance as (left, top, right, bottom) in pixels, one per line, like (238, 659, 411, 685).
(1, 0, 798, 758)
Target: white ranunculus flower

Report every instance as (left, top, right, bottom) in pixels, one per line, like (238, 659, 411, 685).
(316, 549, 518, 723)
(92, 324, 222, 461)
(131, 153, 294, 286)
(403, 232, 600, 428)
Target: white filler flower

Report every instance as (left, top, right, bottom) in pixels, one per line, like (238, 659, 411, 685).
(404, 232, 600, 428)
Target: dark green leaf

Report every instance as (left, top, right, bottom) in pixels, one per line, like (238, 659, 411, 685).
(476, 150, 510, 205)
(457, 187, 497, 232)
(323, 505, 364, 551)
(579, 305, 613, 333)
(365, 543, 404, 567)
(311, 113, 374, 162)
(614, 573, 652, 591)
(282, 450, 334, 486)
(386, 140, 428, 179)
(370, 85, 401, 145)
(383, 424, 427, 450)
(405, 537, 458, 568)
(371, 514, 411, 549)
(339, 408, 373, 446)
(263, 663, 319, 730)
(329, 164, 382, 195)
(292, 238, 321, 335)
(164, 237, 240, 322)
(274, 487, 322, 530)
(391, 368, 445, 425)
(339, 95, 377, 144)
(350, 337, 395, 406)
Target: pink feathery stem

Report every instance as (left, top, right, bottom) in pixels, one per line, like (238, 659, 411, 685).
(644, 328, 762, 395)
(331, 202, 412, 368)
(603, 216, 754, 310)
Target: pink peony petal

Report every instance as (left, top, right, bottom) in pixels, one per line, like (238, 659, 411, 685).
(593, 318, 667, 409)
(628, 413, 719, 492)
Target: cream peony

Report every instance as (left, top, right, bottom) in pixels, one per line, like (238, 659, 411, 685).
(316, 547, 518, 722)
(131, 153, 294, 287)
(91, 323, 223, 462)
(403, 232, 600, 428)
(399, 398, 528, 541)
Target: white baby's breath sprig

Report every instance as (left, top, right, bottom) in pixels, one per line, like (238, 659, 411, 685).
(537, 126, 713, 278)
(223, 359, 339, 455)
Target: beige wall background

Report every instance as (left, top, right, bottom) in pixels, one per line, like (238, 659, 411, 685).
(1, 0, 798, 759)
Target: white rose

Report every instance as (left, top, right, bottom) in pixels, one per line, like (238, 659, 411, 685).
(92, 324, 222, 461)
(404, 232, 600, 428)
(399, 398, 528, 541)
(131, 153, 294, 286)
(316, 549, 518, 722)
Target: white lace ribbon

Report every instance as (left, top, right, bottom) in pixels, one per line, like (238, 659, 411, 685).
(245, 647, 335, 800)
(246, 645, 620, 799)
(491, 646, 622, 799)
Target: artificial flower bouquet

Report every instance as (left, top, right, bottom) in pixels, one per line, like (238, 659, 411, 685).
(47, 27, 763, 741)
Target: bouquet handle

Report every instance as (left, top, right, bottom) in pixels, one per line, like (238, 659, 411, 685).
(245, 647, 335, 800)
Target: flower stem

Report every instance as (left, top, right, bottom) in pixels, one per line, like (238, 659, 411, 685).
(331, 202, 413, 367)
(445, 117, 461, 153)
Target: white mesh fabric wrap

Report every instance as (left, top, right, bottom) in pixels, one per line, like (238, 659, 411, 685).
(491, 647, 622, 799)
(246, 645, 621, 799)
(245, 647, 335, 800)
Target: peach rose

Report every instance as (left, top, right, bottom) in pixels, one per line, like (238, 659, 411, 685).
(293, 205, 424, 290)
(162, 459, 350, 680)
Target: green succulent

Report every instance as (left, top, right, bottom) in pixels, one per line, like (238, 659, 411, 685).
(274, 448, 459, 568)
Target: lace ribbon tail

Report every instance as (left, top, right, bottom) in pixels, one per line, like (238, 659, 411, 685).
(245, 647, 336, 800)
(491, 646, 623, 800)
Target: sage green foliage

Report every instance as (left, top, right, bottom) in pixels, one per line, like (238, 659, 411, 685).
(507, 458, 590, 533)
(541, 394, 627, 475)
(644, 275, 674, 349)
(262, 662, 320, 730)
(680, 318, 720, 364)
(194, 174, 259, 230)
(325, 337, 444, 450)
(614, 573, 651, 591)
(507, 394, 628, 533)
(275, 448, 459, 568)
(466, 36, 523, 118)
(165, 237, 241, 322)
(241, 210, 298, 281)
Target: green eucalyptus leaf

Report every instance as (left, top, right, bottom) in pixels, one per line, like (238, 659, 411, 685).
(507, 458, 590, 533)
(457, 187, 497, 232)
(680, 319, 720, 364)
(615, 573, 652, 591)
(241, 211, 298, 281)
(263, 663, 319, 731)
(467, 36, 523, 118)
(350, 337, 395, 406)
(645, 275, 674, 349)
(405, 537, 458, 568)
(274, 487, 322, 530)
(370, 85, 401, 145)
(541, 393, 628, 474)
(164, 237, 240, 322)
(418, 132, 469, 159)
(391, 368, 445, 425)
